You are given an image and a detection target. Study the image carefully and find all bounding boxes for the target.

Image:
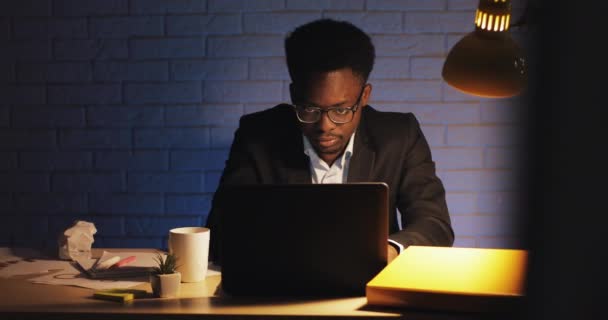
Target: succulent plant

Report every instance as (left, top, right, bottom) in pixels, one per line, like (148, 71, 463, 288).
(153, 251, 179, 275)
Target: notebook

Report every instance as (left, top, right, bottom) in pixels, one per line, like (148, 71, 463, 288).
(216, 183, 389, 297)
(75, 251, 156, 279)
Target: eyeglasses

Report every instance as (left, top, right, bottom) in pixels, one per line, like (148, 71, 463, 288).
(292, 86, 365, 124)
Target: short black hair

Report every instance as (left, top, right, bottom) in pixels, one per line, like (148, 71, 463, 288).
(285, 19, 375, 86)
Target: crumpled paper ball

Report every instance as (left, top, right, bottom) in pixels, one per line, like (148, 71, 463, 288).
(58, 220, 97, 260)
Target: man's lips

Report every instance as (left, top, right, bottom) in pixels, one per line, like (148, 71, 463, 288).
(314, 136, 340, 148)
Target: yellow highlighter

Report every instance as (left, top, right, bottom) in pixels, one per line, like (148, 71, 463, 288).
(93, 291, 134, 303)
(93, 289, 149, 303)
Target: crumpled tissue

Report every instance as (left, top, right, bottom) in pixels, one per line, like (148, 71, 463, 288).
(58, 220, 97, 260)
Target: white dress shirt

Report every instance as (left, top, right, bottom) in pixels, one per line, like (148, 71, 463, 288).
(302, 132, 403, 254)
(303, 132, 355, 184)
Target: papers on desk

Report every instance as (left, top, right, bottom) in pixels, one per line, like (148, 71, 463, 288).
(76, 250, 222, 278)
(0, 247, 221, 290)
(29, 262, 147, 290)
(30, 250, 162, 290)
(0, 247, 73, 278)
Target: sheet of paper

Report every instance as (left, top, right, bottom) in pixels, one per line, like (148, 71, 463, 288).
(29, 250, 219, 290)
(74, 252, 154, 279)
(0, 247, 73, 278)
(0, 259, 74, 278)
(2, 247, 220, 290)
(96, 250, 160, 268)
(93, 250, 221, 276)
(28, 262, 146, 290)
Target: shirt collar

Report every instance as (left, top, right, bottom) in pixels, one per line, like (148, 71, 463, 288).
(303, 131, 355, 168)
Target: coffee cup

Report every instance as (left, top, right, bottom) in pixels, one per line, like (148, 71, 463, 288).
(168, 227, 210, 283)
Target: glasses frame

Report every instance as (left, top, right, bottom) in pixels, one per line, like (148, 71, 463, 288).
(292, 85, 366, 124)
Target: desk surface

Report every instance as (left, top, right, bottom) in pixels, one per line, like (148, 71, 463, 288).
(0, 248, 514, 320)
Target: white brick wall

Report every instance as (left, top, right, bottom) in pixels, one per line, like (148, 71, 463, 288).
(0, 0, 525, 249)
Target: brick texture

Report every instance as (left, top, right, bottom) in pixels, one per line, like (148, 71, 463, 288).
(20, 151, 92, 170)
(94, 61, 168, 81)
(366, 0, 444, 11)
(164, 104, 243, 126)
(12, 106, 84, 128)
(287, 0, 364, 10)
(244, 13, 322, 34)
(0, 107, 8, 127)
(53, 0, 128, 16)
(13, 18, 88, 39)
(125, 82, 201, 104)
(323, 12, 402, 34)
(171, 59, 247, 80)
(0, 0, 522, 249)
(0, 152, 17, 170)
(1, 1, 52, 17)
(0, 63, 14, 83)
(208, 0, 284, 12)
(130, 0, 207, 15)
(86, 106, 163, 127)
(90, 17, 164, 38)
(89, 193, 164, 215)
(167, 14, 241, 36)
(131, 38, 205, 59)
(18, 62, 93, 83)
(54, 39, 128, 60)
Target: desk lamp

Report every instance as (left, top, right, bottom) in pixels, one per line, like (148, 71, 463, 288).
(442, 0, 527, 98)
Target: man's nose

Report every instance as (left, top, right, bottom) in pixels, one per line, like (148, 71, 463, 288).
(315, 111, 335, 132)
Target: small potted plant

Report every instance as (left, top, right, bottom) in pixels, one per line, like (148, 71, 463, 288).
(150, 251, 181, 298)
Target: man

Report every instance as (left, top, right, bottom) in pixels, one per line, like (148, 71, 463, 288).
(206, 19, 454, 264)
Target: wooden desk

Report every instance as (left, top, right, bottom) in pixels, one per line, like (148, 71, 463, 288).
(0, 248, 515, 319)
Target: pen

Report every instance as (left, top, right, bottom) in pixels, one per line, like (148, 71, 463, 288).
(111, 255, 136, 268)
(95, 256, 120, 270)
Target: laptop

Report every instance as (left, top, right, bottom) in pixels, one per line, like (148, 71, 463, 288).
(216, 182, 389, 297)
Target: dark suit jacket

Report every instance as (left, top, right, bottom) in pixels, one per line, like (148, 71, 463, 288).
(205, 104, 454, 263)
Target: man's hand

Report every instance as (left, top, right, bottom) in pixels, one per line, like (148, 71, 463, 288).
(387, 245, 399, 263)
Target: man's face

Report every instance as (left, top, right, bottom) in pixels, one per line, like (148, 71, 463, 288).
(291, 68, 372, 165)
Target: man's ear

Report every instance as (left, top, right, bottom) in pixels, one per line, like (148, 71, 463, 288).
(361, 83, 372, 108)
(289, 83, 296, 104)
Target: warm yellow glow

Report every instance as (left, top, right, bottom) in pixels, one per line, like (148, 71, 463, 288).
(367, 246, 528, 296)
(475, 2, 513, 31)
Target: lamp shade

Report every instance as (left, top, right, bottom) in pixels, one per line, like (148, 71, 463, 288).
(442, 0, 527, 98)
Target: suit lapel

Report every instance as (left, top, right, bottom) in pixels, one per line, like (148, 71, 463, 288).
(282, 111, 312, 184)
(348, 109, 376, 183)
(286, 150, 311, 184)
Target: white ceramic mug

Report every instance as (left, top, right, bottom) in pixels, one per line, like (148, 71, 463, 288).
(168, 227, 210, 283)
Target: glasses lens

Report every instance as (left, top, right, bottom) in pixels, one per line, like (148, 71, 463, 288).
(328, 109, 353, 124)
(296, 106, 320, 123)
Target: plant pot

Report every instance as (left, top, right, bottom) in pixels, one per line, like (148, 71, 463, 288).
(150, 272, 181, 298)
